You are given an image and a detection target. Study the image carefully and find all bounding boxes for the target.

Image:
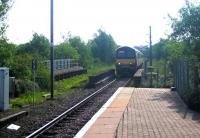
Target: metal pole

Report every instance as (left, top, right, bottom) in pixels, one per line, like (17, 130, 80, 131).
(32, 59, 36, 106)
(164, 62, 167, 87)
(50, 0, 54, 99)
(149, 26, 152, 66)
(33, 68, 35, 106)
(156, 69, 159, 88)
(149, 26, 153, 87)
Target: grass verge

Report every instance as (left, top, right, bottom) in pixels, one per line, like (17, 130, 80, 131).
(11, 64, 114, 107)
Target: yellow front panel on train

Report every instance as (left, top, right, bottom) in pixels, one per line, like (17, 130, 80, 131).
(116, 59, 135, 64)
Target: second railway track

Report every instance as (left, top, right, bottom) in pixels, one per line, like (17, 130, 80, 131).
(26, 78, 132, 138)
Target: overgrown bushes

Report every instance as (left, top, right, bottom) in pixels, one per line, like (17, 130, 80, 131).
(183, 88, 200, 111)
(15, 79, 39, 97)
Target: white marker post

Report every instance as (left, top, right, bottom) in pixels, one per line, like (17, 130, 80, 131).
(0, 67, 9, 111)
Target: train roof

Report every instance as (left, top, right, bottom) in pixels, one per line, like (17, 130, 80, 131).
(116, 46, 142, 54)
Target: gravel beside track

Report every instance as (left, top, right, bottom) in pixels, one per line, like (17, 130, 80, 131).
(40, 79, 128, 138)
(0, 78, 128, 137)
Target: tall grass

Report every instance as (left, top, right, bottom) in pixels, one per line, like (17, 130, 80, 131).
(11, 91, 46, 107)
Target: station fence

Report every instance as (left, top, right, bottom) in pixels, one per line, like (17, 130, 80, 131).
(44, 59, 80, 70)
(173, 60, 200, 97)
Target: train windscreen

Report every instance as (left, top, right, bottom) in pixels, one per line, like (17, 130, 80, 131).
(116, 48, 135, 59)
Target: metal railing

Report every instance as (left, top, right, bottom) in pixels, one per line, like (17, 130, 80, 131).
(44, 59, 80, 70)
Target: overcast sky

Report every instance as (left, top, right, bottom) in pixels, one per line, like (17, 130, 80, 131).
(6, 0, 188, 46)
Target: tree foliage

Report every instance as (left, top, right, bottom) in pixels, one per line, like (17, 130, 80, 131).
(148, 38, 191, 84)
(0, 0, 13, 37)
(91, 29, 116, 63)
(152, 39, 167, 60)
(0, 39, 16, 67)
(0, 26, 118, 93)
(152, 39, 195, 63)
(55, 42, 80, 59)
(17, 33, 50, 59)
(69, 36, 93, 67)
(11, 54, 33, 79)
(166, 42, 184, 60)
(170, 3, 200, 60)
(171, 4, 200, 41)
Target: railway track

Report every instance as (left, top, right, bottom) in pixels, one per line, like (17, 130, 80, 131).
(26, 78, 131, 138)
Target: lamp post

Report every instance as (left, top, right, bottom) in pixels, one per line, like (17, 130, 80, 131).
(50, 0, 54, 99)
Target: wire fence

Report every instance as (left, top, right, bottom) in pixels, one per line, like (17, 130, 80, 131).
(173, 60, 200, 97)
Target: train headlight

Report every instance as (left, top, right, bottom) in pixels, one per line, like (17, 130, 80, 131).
(129, 62, 132, 64)
(118, 62, 121, 65)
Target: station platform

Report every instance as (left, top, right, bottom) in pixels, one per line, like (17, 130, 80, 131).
(75, 88, 200, 138)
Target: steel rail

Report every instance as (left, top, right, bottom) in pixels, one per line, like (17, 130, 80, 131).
(26, 79, 116, 138)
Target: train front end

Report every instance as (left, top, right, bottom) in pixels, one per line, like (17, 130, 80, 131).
(115, 46, 137, 76)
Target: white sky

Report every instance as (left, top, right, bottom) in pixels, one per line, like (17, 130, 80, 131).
(6, 0, 187, 46)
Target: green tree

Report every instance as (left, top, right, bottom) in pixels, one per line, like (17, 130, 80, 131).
(170, 3, 200, 60)
(152, 39, 193, 62)
(69, 36, 93, 67)
(0, 0, 15, 68)
(0, 39, 16, 67)
(13, 34, 51, 89)
(152, 39, 167, 60)
(55, 42, 80, 59)
(171, 4, 200, 40)
(91, 29, 116, 63)
(166, 41, 186, 61)
(17, 33, 50, 59)
(0, 0, 13, 37)
(11, 54, 33, 79)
